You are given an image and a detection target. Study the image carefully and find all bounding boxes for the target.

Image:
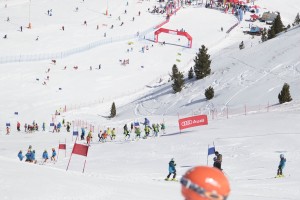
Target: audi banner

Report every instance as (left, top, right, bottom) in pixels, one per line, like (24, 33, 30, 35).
(178, 115, 208, 130)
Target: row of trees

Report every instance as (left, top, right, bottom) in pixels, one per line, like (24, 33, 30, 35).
(171, 45, 214, 100)
(262, 12, 300, 42)
(170, 45, 293, 106)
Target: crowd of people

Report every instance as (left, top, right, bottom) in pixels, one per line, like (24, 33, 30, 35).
(123, 118, 166, 140)
(17, 145, 57, 164)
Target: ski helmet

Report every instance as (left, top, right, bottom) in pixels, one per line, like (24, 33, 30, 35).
(280, 154, 284, 159)
(181, 166, 230, 200)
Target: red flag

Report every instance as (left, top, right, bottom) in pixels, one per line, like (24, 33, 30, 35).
(72, 143, 89, 156)
(178, 115, 208, 130)
(59, 144, 66, 150)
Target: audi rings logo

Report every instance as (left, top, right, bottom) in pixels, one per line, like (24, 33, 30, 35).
(181, 120, 193, 127)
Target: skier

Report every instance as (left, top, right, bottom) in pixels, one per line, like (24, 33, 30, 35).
(87, 131, 92, 145)
(81, 127, 86, 140)
(98, 130, 102, 142)
(18, 150, 24, 161)
(165, 158, 177, 181)
(42, 122, 45, 131)
(20, 26, 22, 32)
(277, 154, 286, 177)
(6, 126, 10, 135)
(135, 126, 141, 139)
(25, 150, 32, 162)
(180, 166, 230, 200)
(107, 127, 112, 140)
(144, 125, 150, 138)
(51, 148, 56, 161)
(213, 151, 222, 170)
(144, 118, 150, 127)
(17, 121, 21, 131)
(31, 150, 37, 164)
(66, 122, 70, 132)
(130, 122, 134, 132)
(239, 41, 244, 49)
(160, 122, 166, 134)
(42, 150, 49, 162)
(57, 122, 62, 132)
(24, 123, 28, 132)
(123, 124, 130, 139)
(111, 128, 116, 140)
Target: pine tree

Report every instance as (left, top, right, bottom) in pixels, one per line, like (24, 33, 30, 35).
(171, 64, 185, 93)
(261, 28, 268, 42)
(278, 83, 292, 104)
(273, 13, 284, 34)
(110, 102, 116, 118)
(194, 45, 211, 80)
(267, 26, 276, 39)
(205, 86, 214, 100)
(170, 64, 179, 80)
(188, 67, 194, 79)
(293, 13, 300, 26)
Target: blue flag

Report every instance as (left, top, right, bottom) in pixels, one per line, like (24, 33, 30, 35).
(134, 122, 140, 126)
(208, 146, 215, 156)
(50, 123, 55, 126)
(6, 123, 10, 127)
(73, 131, 78, 136)
(14, 112, 18, 115)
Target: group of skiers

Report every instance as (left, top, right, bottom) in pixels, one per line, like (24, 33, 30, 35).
(162, 153, 286, 200)
(4, 119, 71, 134)
(18, 145, 56, 164)
(165, 151, 287, 185)
(97, 127, 117, 143)
(123, 118, 166, 140)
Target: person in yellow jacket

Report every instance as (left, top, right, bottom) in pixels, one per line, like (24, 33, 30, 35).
(107, 127, 112, 140)
(87, 131, 93, 145)
(144, 125, 150, 138)
(111, 128, 116, 140)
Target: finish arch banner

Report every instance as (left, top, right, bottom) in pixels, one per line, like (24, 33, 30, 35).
(178, 115, 208, 131)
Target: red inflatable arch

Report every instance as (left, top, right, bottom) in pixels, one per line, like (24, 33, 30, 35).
(154, 28, 192, 48)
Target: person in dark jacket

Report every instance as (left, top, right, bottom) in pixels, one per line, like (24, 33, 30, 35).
(277, 154, 286, 177)
(165, 158, 176, 181)
(213, 151, 222, 170)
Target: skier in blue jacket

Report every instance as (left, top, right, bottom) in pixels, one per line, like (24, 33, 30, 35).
(42, 150, 49, 162)
(18, 150, 24, 161)
(31, 150, 37, 163)
(277, 154, 286, 177)
(51, 148, 56, 161)
(165, 158, 176, 181)
(25, 150, 32, 162)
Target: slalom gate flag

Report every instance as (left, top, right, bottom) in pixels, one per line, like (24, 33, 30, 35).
(134, 122, 140, 126)
(6, 123, 10, 127)
(208, 146, 215, 156)
(72, 143, 89, 157)
(178, 115, 208, 131)
(59, 144, 66, 150)
(14, 112, 18, 115)
(50, 123, 54, 126)
(73, 131, 78, 136)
